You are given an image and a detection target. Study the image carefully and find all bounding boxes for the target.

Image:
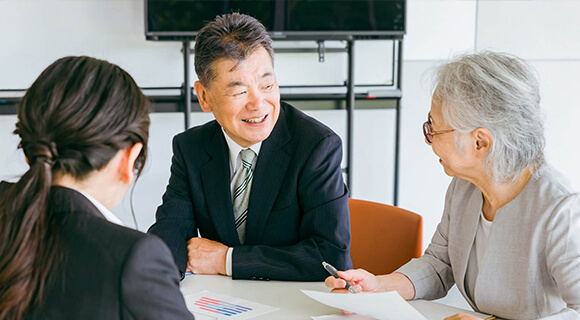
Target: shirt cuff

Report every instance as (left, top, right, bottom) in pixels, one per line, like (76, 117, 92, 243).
(226, 247, 233, 277)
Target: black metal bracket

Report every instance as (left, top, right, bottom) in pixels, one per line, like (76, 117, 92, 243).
(182, 41, 192, 129)
(317, 40, 325, 62)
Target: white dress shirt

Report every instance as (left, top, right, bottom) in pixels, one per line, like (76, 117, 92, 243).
(76, 189, 125, 226)
(222, 128, 261, 276)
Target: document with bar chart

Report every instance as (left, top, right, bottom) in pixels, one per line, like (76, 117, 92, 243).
(184, 290, 279, 319)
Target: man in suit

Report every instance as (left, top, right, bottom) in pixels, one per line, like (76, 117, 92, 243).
(148, 12, 352, 281)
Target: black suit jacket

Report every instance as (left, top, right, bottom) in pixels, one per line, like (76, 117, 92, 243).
(149, 102, 352, 281)
(0, 182, 193, 320)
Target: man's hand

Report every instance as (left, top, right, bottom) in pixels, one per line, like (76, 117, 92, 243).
(186, 237, 228, 275)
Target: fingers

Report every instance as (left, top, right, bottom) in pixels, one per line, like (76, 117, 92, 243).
(187, 237, 209, 250)
(186, 238, 228, 275)
(186, 261, 197, 274)
(188, 237, 228, 253)
(325, 275, 346, 289)
(338, 269, 371, 282)
(325, 269, 374, 291)
(186, 237, 199, 251)
(443, 313, 477, 320)
(325, 277, 364, 294)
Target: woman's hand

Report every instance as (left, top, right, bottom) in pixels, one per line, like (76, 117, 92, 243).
(444, 314, 484, 320)
(324, 269, 416, 315)
(324, 268, 384, 294)
(325, 269, 416, 299)
(324, 269, 382, 315)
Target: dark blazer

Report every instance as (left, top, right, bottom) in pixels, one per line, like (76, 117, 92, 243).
(0, 182, 193, 320)
(149, 102, 352, 281)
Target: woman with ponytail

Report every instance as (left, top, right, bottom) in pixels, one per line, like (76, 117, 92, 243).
(0, 56, 193, 320)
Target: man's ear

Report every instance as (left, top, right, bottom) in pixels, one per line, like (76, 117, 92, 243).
(194, 81, 212, 113)
(472, 128, 492, 158)
(118, 142, 144, 184)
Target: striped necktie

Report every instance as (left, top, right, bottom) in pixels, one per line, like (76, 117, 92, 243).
(233, 148, 256, 244)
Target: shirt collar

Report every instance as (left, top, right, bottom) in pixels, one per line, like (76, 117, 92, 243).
(221, 127, 261, 173)
(76, 189, 125, 226)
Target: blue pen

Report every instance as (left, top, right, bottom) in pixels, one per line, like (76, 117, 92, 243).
(322, 261, 357, 294)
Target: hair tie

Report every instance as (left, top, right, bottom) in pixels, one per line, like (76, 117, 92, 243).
(24, 140, 58, 166)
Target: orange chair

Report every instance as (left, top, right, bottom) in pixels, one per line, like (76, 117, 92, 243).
(349, 198, 423, 275)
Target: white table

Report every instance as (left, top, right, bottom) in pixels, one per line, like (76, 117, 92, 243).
(180, 275, 488, 320)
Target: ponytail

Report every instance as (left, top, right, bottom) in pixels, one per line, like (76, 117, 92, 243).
(0, 140, 63, 320)
(0, 55, 150, 319)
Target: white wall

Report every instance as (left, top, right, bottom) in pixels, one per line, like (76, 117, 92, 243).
(2, 0, 580, 310)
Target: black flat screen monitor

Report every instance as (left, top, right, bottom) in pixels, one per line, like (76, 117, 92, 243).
(145, 0, 405, 41)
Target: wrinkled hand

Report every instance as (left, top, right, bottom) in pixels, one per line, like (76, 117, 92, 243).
(324, 268, 383, 294)
(324, 269, 383, 315)
(186, 237, 228, 275)
(444, 314, 483, 320)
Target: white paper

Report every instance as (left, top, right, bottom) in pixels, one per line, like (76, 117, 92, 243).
(408, 300, 490, 319)
(184, 290, 279, 320)
(301, 290, 427, 320)
(312, 314, 378, 320)
(190, 313, 218, 320)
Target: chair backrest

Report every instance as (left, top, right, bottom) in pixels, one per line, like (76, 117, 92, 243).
(349, 198, 423, 275)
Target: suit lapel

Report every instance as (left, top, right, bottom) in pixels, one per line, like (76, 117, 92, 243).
(453, 187, 483, 308)
(245, 107, 291, 244)
(200, 127, 241, 246)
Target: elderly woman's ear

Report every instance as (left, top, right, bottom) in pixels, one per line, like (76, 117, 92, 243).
(473, 128, 491, 154)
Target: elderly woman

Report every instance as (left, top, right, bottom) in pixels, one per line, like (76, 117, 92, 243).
(326, 52, 580, 319)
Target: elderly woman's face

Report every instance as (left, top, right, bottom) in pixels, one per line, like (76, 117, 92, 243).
(428, 94, 478, 179)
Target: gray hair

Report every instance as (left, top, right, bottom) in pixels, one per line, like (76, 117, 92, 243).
(194, 12, 274, 87)
(434, 51, 545, 184)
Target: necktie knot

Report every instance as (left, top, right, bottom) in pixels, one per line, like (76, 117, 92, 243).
(240, 148, 256, 169)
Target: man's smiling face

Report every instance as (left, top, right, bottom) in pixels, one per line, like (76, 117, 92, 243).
(195, 46, 280, 147)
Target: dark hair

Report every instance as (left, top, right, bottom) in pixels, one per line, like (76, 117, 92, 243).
(194, 12, 274, 86)
(0, 56, 150, 319)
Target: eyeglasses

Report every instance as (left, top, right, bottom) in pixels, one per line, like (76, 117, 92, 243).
(422, 113, 455, 144)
